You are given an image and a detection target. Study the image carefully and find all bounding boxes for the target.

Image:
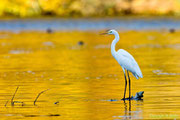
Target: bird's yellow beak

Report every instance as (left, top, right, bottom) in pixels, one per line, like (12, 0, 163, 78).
(100, 32, 108, 35)
(100, 29, 110, 35)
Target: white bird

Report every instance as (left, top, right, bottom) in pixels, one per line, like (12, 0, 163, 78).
(101, 29, 143, 100)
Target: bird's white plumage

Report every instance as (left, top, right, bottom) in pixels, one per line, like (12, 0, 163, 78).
(115, 49, 143, 79)
(109, 29, 143, 79)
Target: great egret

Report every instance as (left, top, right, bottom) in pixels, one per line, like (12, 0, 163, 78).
(101, 29, 143, 100)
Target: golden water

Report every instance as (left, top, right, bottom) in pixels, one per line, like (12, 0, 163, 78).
(0, 30, 179, 119)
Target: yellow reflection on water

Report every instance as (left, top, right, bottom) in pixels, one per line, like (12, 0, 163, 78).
(0, 30, 179, 119)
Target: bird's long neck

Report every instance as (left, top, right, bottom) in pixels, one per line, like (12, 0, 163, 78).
(111, 32, 119, 57)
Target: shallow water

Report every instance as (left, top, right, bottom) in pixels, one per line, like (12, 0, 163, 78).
(0, 30, 179, 119)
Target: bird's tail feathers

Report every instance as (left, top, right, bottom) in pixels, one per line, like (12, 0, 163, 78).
(133, 69, 143, 79)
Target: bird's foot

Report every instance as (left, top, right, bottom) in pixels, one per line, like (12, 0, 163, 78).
(121, 91, 144, 101)
(121, 98, 125, 101)
(121, 97, 133, 101)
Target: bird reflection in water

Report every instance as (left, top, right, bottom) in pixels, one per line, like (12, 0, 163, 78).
(123, 100, 132, 119)
(122, 100, 143, 119)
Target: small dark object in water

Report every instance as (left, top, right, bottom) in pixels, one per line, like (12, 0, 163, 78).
(54, 101, 59, 104)
(46, 28, 53, 33)
(25, 114, 60, 117)
(78, 41, 84, 45)
(169, 28, 175, 33)
(25, 114, 38, 117)
(49, 114, 61, 116)
(121, 91, 144, 101)
(110, 99, 117, 102)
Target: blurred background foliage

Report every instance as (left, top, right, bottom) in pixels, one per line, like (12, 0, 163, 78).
(1, 0, 180, 17)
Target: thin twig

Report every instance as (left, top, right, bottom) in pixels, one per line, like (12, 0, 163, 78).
(11, 86, 19, 106)
(4, 100, 9, 107)
(34, 89, 50, 105)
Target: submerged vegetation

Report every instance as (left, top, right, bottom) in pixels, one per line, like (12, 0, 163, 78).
(1, 0, 180, 17)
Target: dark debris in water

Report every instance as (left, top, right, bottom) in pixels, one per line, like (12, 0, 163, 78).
(169, 28, 175, 33)
(109, 99, 118, 102)
(46, 28, 53, 33)
(24, 114, 60, 117)
(78, 41, 84, 46)
(121, 91, 144, 101)
(54, 101, 60, 105)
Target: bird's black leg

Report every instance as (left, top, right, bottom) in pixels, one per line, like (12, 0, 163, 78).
(127, 71, 131, 100)
(122, 71, 127, 100)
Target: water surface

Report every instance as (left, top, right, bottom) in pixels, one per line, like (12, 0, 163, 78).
(0, 30, 179, 119)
